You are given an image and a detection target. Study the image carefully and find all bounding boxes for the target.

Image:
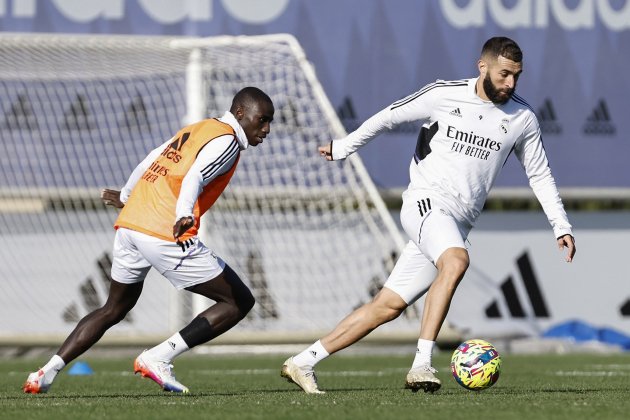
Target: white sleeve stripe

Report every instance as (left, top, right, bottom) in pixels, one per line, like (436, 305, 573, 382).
(391, 79, 467, 107)
(391, 82, 441, 107)
(201, 140, 239, 179)
(200, 140, 239, 181)
(391, 81, 468, 110)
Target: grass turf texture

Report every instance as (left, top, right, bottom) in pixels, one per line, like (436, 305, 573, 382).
(3, 352, 630, 420)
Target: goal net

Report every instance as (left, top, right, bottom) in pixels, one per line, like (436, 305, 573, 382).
(0, 33, 415, 345)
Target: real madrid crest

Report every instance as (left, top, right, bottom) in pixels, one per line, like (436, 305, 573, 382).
(500, 118, 509, 134)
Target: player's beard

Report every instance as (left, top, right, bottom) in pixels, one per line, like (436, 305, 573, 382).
(483, 74, 514, 105)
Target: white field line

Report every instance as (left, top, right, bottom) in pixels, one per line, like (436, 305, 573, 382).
(553, 363, 630, 377)
(586, 364, 630, 370)
(146, 368, 410, 377)
(553, 371, 629, 377)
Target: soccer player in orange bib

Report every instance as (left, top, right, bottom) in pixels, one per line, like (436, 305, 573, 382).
(24, 87, 274, 394)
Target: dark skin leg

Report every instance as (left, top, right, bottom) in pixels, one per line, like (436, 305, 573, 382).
(57, 281, 144, 363)
(184, 264, 255, 341)
(56, 264, 253, 363)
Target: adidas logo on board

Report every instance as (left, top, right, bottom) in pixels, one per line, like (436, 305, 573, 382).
(537, 99, 562, 135)
(583, 99, 616, 135)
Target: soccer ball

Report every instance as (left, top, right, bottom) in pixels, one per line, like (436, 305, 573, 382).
(450, 339, 501, 390)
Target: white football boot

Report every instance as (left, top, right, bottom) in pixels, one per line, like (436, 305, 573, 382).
(281, 357, 325, 394)
(405, 365, 441, 393)
(134, 351, 189, 394)
(23, 368, 59, 394)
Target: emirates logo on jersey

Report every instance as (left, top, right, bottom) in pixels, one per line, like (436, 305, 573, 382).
(446, 125, 502, 151)
(447, 124, 502, 161)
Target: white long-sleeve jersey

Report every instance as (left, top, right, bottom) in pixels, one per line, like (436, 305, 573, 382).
(332, 78, 572, 239)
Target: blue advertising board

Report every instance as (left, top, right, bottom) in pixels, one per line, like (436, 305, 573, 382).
(1, 0, 628, 188)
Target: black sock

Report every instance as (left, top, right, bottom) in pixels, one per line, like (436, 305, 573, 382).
(179, 317, 215, 348)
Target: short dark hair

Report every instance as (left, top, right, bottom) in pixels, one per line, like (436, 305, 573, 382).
(230, 86, 273, 112)
(481, 37, 522, 62)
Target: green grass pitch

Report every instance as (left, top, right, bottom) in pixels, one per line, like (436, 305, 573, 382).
(3, 352, 630, 419)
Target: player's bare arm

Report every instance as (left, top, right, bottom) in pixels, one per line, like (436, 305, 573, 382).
(101, 189, 124, 208)
(318, 143, 333, 161)
(173, 216, 195, 241)
(557, 234, 576, 263)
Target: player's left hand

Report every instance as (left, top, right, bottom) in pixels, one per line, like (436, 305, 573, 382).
(173, 216, 195, 240)
(557, 234, 576, 263)
(101, 189, 124, 208)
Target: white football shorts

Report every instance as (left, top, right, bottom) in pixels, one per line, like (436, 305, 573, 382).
(383, 191, 471, 304)
(111, 228, 225, 290)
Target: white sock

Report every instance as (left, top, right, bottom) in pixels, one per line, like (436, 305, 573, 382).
(411, 339, 435, 369)
(292, 340, 330, 368)
(36, 355, 65, 385)
(145, 333, 189, 362)
(43, 355, 66, 373)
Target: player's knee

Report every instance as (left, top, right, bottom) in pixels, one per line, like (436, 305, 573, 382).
(371, 292, 407, 323)
(438, 248, 469, 277)
(223, 284, 255, 319)
(451, 254, 470, 276)
(237, 289, 255, 316)
(380, 305, 404, 323)
(222, 267, 255, 315)
(367, 303, 404, 326)
(434, 248, 469, 294)
(224, 295, 254, 323)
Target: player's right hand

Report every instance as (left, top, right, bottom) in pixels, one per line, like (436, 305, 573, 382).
(101, 189, 124, 208)
(557, 234, 576, 263)
(318, 142, 333, 161)
(173, 216, 195, 241)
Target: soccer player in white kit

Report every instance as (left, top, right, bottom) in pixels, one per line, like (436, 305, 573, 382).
(23, 87, 275, 394)
(282, 37, 576, 393)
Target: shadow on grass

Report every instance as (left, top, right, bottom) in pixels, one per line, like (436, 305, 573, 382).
(453, 387, 618, 395)
(6, 388, 311, 400)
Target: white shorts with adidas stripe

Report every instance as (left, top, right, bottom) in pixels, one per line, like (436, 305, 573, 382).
(383, 189, 471, 304)
(111, 228, 226, 290)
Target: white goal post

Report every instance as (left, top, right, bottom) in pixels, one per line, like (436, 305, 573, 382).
(0, 33, 437, 346)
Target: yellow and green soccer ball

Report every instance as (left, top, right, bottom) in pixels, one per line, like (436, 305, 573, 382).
(450, 339, 501, 390)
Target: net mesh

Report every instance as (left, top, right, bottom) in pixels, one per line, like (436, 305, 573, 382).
(0, 34, 409, 341)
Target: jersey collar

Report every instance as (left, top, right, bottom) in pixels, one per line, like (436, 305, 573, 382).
(468, 77, 488, 102)
(219, 111, 249, 151)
